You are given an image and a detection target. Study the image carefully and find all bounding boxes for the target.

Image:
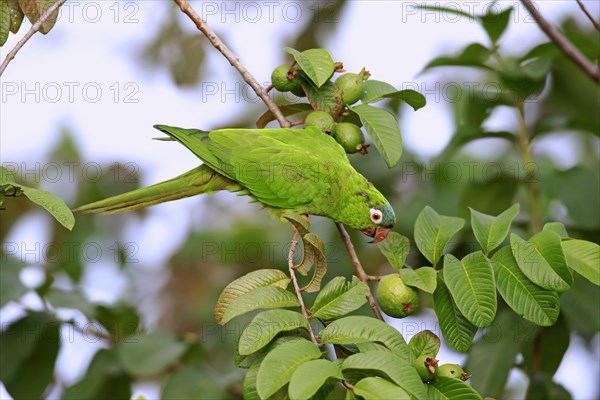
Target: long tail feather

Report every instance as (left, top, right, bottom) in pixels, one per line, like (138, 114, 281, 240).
(73, 165, 239, 214)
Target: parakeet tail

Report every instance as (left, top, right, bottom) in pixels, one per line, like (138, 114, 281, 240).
(73, 165, 239, 214)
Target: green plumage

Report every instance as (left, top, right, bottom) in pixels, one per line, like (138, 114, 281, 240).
(75, 125, 395, 233)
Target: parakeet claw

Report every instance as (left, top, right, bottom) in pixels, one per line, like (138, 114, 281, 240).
(362, 227, 391, 243)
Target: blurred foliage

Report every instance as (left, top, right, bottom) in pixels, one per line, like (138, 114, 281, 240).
(1, 2, 599, 400)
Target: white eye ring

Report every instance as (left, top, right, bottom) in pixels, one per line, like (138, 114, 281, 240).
(370, 208, 383, 224)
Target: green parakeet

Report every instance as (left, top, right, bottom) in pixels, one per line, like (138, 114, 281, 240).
(75, 125, 395, 242)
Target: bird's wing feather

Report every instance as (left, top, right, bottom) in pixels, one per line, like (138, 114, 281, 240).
(208, 127, 345, 210)
(153, 124, 349, 210)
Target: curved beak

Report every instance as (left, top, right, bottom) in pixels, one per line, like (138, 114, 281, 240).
(361, 227, 392, 243)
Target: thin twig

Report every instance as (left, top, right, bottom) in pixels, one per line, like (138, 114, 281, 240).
(517, 105, 542, 233)
(172, 0, 291, 127)
(525, 332, 544, 398)
(520, 0, 599, 84)
(336, 223, 384, 321)
(288, 229, 319, 345)
(0, 0, 67, 77)
(575, 0, 600, 32)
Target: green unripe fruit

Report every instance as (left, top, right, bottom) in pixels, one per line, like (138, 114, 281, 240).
(436, 364, 469, 381)
(414, 356, 438, 382)
(305, 111, 336, 134)
(271, 64, 301, 92)
(335, 73, 364, 105)
(375, 274, 419, 318)
(333, 122, 364, 154)
(291, 85, 306, 98)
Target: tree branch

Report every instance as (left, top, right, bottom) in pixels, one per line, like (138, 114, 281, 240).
(520, 0, 599, 84)
(0, 0, 66, 77)
(287, 229, 319, 345)
(517, 105, 542, 233)
(575, 0, 600, 32)
(336, 223, 384, 321)
(172, 0, 291, 127)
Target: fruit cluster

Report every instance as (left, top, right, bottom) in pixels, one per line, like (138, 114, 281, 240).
(376, 273, 472, 384)
(414, 356, 471, 383)
(270, 64, 368, 154)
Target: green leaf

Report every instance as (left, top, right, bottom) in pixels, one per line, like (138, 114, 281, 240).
(478, 7, 513, 43)
(399, 267, 437, 293)
(465, 311, 526, 398)
(510, 232, 572, 292)
(161, 363, 225, 400)
(361, 80, 397, 103)
(353, 377, 411, 400)
(256, 103, 313, 129)
(377, 232, 410, 270)
(45, 288, 96, 320)
(443, 252, 497, 327)
(235, 331, 308, 370)
(499, 57, 552, 101)
(18, 0, 61, 34)
(301, 80, 343, 116)
(288, 359, 343, 400)
(351, 104, 403, 168)
(63, 348, 132, 400)
(415, 206, 465, 266)
(428, 376, 483, 400)
(238, 309, 309, 355)
(433, 275, 477, 352)
(241, 337, 301, 399)
(17, 185, 75, 229)
(284, 47, 334, 88)
(243, 352, 267, 400)
(214, 269, 290, 325)
(416, 5, 472, 18)
(491, 246, 559, 326)
(7, 0, 24, 34)
(423, 43, 492, 71)
(256, 338, 322, 399)
(521, 315, 569, 377)
(283, 213, 311, 237)
(527, 373, 573, 400)
(0, 3, 10, 47)
(469, 204, 520, 254)
(408, 330, 440, 359)
(342, 351, 427, 399)
(552, 167, 600, 229)
(220, 286, 299, 324)
(319, 316, 413, 363)
(361, 81, 426, 111)
(119, 331, 187, 376)
(300, 233, 328, 293)
(385, 89, 426, 111)
(459, 175, 518, 218)
(0, 165, 16, 184)
(311, 276, 369, 320)
(0, 312, 61, 400)
(95, 303, 140, 343)
(0, 255, 26, 308)
(561, 276, 600, 340)
(561, 239, 600, 285)
(543, 222, 568, 238)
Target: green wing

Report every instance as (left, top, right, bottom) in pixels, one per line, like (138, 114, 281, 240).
(154, 125, 349, 211)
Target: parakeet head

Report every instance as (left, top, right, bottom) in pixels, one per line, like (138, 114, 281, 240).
(343, 185, 396, 243)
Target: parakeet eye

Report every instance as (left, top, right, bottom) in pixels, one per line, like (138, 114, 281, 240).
(370, 208, 383, 224)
